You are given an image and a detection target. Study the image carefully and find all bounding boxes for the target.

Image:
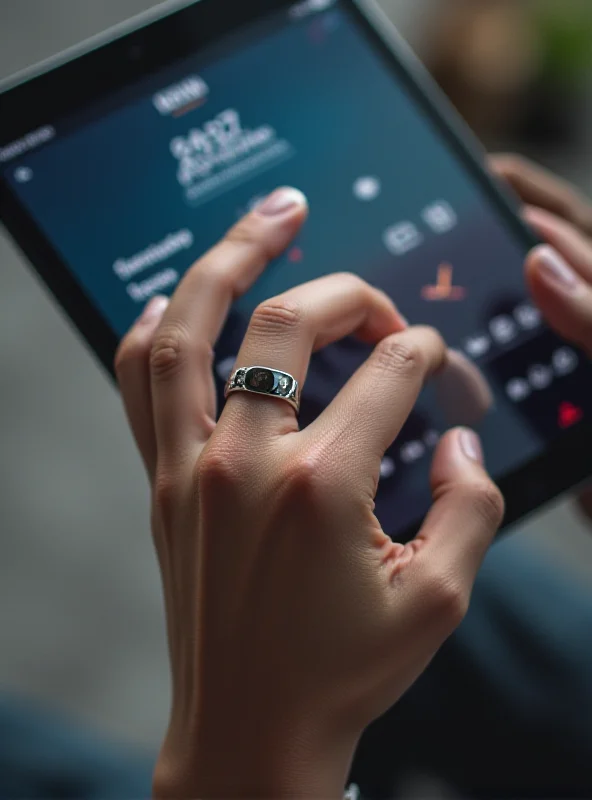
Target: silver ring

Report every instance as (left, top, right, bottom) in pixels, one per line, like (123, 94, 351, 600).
(224, 366, 300, 413)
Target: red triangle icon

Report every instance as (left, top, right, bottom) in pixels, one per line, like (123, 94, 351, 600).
(558, 402, 584, 429)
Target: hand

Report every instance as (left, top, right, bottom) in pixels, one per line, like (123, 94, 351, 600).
(491, 154, 592, 521)
(116, 188, 504, 799)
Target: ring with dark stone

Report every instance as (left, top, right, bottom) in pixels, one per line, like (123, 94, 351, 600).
(245, 367, 275, 393)
(224, 365, 300, 413)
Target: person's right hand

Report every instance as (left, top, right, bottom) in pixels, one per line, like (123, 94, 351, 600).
(116, 187, 504, 799)
(490, 155, 592, 520)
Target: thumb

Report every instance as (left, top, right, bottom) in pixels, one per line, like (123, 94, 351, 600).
(415, 428, 504, 590)
(388, 429, 504, 651)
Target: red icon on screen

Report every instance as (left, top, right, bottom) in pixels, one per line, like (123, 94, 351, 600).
(558, 402, 584, 429)
(288, 246, 304, 263)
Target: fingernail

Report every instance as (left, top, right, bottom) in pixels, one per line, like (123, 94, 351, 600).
(535, 245, 581, 293)
(459, 428, 484, 465)
(139, 295, 169, 325)
(257, 187, 307, 216)
(435, 351, 493, 428)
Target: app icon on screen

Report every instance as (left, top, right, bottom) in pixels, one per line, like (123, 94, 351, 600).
(464, 334, 491, 359)
(14, 166, 33, 184)
(489, 315, 518, 345)
(383, 222, 423, 256)
(528, 364, 553, 391)
(514, 302, 542, 331)
(558, 402, 584, 429)
(553, 347, 578, 377)
(352, 175, 381, 201)
(400, 440, 426, 464)
(379, 456, 396, 479)
(422, 200, 457, 234)
(506, 378, 531, 403)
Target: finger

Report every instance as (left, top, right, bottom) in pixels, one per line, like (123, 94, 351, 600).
(525, 244, 592, 356)
(307, 327, 447, 486)
(224, 273, 407, 432)
(490, 153, 592, 236)
(523, 205, 592, 283)
(115, 296, 169, 478)
(150, 187, 308, 462)
(407, 428, 504, 610)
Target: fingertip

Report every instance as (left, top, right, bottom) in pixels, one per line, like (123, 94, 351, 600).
(137, 295, 170, 327)
(356, 288, 408, 344)
(116, 295, 170, 375)
(527, 244, 583, 296)
(236, 187, 308, 258)
(430, 428, 486, 489)
(254, 187, 308, 219)
(458, 428, 484, 465)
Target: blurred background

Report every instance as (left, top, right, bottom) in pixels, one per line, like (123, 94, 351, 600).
(1, 0, 592, 775)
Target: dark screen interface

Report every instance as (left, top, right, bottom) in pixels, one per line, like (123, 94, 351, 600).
(3, 0, 591, 537)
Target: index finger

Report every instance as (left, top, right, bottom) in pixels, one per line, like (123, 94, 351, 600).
(150, 187, 308, 462)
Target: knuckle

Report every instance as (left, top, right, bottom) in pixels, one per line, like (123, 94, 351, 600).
(250, 297, 303, 336)
(150, 323, 191, 381)
(373, 336, 425, 376)
(422, 568, 469, 628)
(435, 577, 469, 628)
(281, 451, 331, 503)
(196, 442, 243, 491)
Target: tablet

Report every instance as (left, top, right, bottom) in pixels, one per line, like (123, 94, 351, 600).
(1, 0, 590, 540)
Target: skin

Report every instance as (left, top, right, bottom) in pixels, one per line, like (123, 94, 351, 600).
(115, 156, 592, 798)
